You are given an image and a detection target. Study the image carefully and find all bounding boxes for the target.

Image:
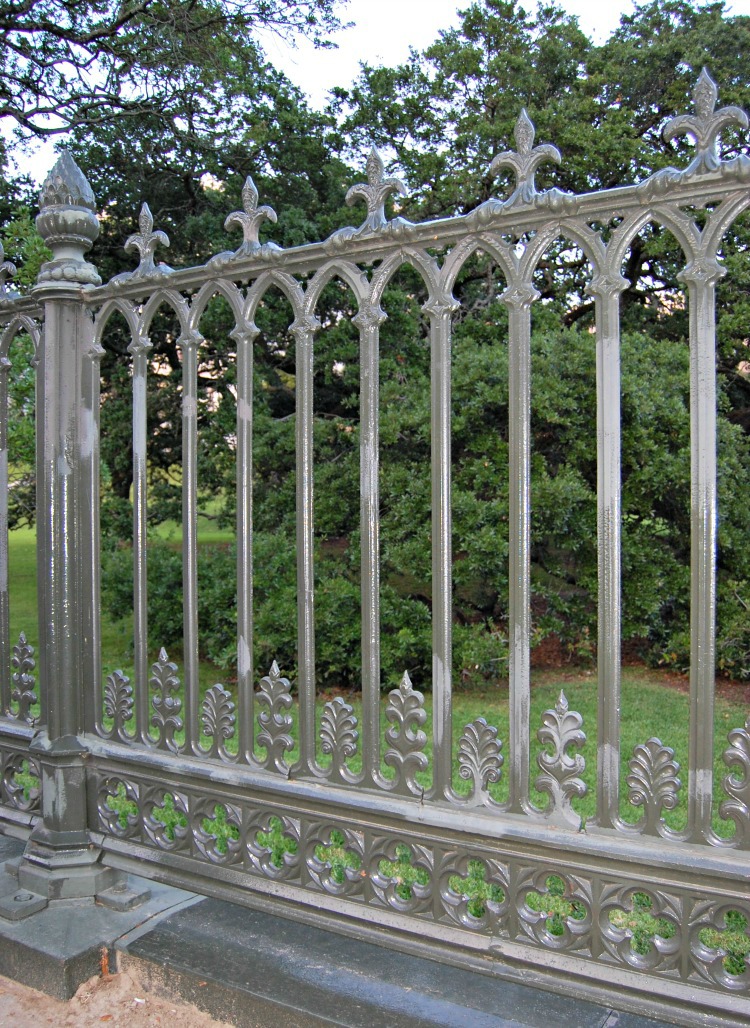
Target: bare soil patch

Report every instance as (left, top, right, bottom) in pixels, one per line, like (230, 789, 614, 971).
(0, 969, 231, 1027)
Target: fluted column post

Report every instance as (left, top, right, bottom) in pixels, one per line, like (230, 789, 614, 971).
(10, 154, 141, 909)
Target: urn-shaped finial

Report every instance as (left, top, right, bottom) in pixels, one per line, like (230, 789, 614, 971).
(35, 151, 100, 287)
(38, 151, 96, 212)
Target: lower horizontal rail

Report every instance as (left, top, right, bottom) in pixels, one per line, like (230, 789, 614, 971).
(84, 743, 750, 1026)
(95, 812, 750, 1028)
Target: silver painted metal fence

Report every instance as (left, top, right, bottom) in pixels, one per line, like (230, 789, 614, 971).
(0, 70, 749, 1024)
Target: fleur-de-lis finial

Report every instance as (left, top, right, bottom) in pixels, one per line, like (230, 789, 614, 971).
(345, 146, 407, 233)
(224, 176, 278, 256)
(124, 203, 170, 276)
(663, 68, 748, 175)
(0, 241, 16, 298)
(489, 109, 561, 206)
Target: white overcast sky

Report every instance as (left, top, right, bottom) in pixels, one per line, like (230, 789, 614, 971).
(267, 0, 750, 108)
(9, 0, 750, 182)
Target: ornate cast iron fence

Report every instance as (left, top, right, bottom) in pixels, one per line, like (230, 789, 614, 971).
(0, 70, 749, 1025)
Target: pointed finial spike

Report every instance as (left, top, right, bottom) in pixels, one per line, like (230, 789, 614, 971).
(366, 146, 386, 185)
(139, 203, 153, 236)
(400, 670, 413, 691)
(556, 690, 569, 715)
(270, 660, 280, 678)
(515, 108, 536, 155)
(694, 67, 718, 119)
(159, 646, 169, 663)
(242, 176, 259, 211)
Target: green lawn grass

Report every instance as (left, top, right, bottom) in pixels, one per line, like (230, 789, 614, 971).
(8, 526, 37, 649)
(9, 527, 748, 838)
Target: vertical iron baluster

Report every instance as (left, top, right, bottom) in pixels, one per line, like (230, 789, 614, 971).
(181, 330, 201, 754)
(683, 259, 721, 843)
(129, 334, 152, 743)
(591, 273, 627, 827)
(354, 301, 386, 785)
(504, 281, 537, 814)
(0, 351, 10, 716)
(426, 297, 457, 799)
(81, 330, 104, 734)
(235, 321, 258, 764)
(293, 315, 319, 776)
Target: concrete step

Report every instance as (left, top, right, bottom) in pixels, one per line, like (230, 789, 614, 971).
(116, 896, 672, 1028)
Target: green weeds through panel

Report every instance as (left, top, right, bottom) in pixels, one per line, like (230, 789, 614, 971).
(609, 892, 675, 955)
(255, 816, 297, 868)
(13, 759, 40, 803)
(201, 804, 239, 854)
(526, 874, 585, 935)
(105, 782, 138, 829)
(152, 793, 187, 840)
(700, 910, 750, 976)
(378, 843, 429, 901)
(314, 829, 360, 884)
(448, 859, 504, 918)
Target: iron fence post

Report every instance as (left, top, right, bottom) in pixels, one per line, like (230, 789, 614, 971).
(16, 154, 120, 900)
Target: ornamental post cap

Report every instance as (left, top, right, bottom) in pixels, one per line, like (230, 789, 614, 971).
(38, 151, 96, 211)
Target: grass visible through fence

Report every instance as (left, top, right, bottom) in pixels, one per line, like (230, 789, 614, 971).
(7, 527, 749, 838)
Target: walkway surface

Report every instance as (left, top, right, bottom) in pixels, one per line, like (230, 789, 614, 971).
(0, 832, 676, 1027)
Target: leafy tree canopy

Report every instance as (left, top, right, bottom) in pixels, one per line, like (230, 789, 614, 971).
(3, 0, 750, 684)
(0, 0, 345, 142)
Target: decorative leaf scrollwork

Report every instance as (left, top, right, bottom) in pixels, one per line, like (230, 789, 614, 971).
(382, 671, 428, 796)
(220, 176, 280, 261)
(328, 147, 410, 247)
(2, 754, 40, 812)
(0, 240, 17, 301)
(346, 146, 407, 232)
(640, 70, 750, 200)
(123, 203, 172, 277)
(320, 697, 358, 783)
(98, 777, 140, 838)
(626, 738, 681, 836)
(255, 661, 294, 773)
(102, 669, 135, 741)
(720, 715, 750, 848)
(664, 67, 749, 176)
(534, 691, 586, 829)
(10, 633, 37, 724)
(489, 108, 562, 207)
(457, 717, 503, 802)
(150, 648, 183, 752)
(199, 684, 236, 759)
